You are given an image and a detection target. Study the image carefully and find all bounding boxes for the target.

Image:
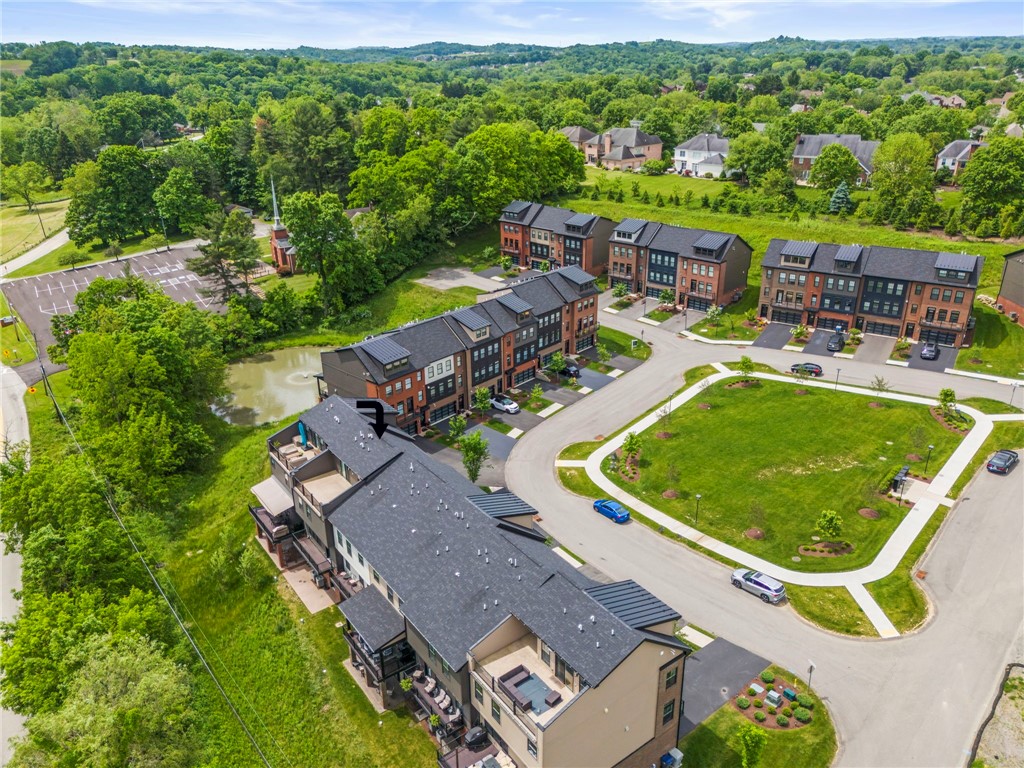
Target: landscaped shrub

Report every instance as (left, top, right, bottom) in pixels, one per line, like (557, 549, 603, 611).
(760, 671, 775, 684)
(782, 706, 793, 717)
(767, 706, 777, 715)
(754, 711, 767, 722)
(747, 686, 757, 696)
(796, 693, 814, 709)
(737, 696, 750, 710)
(753, 698, 764, 708)
(794, 707, 812, 723)
(776, 714, 790, 727)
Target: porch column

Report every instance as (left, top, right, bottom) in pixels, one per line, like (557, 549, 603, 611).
(274, 542, 284, 568)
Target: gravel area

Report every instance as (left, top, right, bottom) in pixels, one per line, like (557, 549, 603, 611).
(977, 667, 1024, 768)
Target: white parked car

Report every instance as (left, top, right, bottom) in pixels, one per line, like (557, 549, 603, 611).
(490, 395, 520, 414)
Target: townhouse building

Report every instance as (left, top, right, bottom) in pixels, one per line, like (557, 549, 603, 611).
(996, 250, 1024, 323)
(499, 201, 615, 275)
(318, 267, 600, 434)
(760, 239, 983, 346)
(607, 219, 753, 312)
(250, 396, 689, 768)
(791, 134, 880, 185)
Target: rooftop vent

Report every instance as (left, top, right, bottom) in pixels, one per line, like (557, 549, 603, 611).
(578, 624, 584, 632)
(590, 615, 596, 623)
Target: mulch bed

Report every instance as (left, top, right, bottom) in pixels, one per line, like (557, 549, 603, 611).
(662, 489, 678, 499)
(745, 528, 765, 540)
(929, 407, 971, 434)
(656, 431, 673, 439)
(725, 379, 760, 389)
(858, 508, 880, 519)
(798, 541, 854, 557)
(732, 674, 813, 731)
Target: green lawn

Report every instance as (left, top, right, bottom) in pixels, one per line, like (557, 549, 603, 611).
(786, 585, 875, 636)
(484, 417, 514, 434)
(688, 288, 761, 341)
(1, 199, 70, 263)
(0, 59, 31, 76)
(256, 270, 320, 294)
(524, 396, 554, 413)
(598, 326, 650, 360)
(0, 290, 37, 365)
(866, 505, 950, 633)
(24, 370, 77, 458)
(603, 380, 965, 572)
(959, 397, 1022, 415)
(955, 305, 1024, 379)
(645, 309, 673, 322)
(679, 665, 837, 768)
(562, 169, 1016, 295)
(7, 231, 193, 278)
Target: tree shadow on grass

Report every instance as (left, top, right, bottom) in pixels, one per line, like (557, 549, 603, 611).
(679, 720, 742, 768)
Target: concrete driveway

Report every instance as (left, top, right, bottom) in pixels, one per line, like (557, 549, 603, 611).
(751, 323, 792, 349)
(679, 639, 770, 739)
(804, 329, 839, 357)
(414, 267, 500, 293)
(907, 344, 951, 373)
(856, 335, 895, 365)
(505, 311, 1022, 767)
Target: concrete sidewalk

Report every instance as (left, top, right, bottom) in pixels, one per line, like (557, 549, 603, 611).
(1, 229, 70, 279)
(580, 366, 1023, 635)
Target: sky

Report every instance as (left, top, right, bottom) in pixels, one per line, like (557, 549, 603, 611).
(3, 0, 1022, 50)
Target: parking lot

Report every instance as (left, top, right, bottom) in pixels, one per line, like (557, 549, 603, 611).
(1, 247, 223, 360)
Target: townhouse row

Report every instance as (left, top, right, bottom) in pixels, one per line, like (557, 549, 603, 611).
(250, 397, 688, 768)
(318, 266, 602, 435)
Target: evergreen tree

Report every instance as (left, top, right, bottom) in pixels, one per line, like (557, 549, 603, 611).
(701, 193, 710, 208)
(655, 192, 665, 207)
(828, 181, 853, 214)
(616, 189, 624, 203)
(641, 190, 650, 204)
(944, 208, 961, 236)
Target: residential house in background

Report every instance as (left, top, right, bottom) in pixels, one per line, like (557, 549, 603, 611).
(935, 140, 987, 176)
(499, 201, 615, 275)
(579, 122, 663, 170)
(760, 239, 982, 346)
(986, 91, 1015, 118)
(791, 134, 881, 185)
(672, 134, 730, 177)
(607, 219, 752, 311)
(901, 90, 966, 108)
(249, 396, 690, 768)
(996, 250, 1024, 323)
(318, 267, 601, 434)
(558, 125, 597, 152)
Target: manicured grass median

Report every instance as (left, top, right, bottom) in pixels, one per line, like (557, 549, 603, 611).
(602, 379, 964, 572)
(955, 304, 1024, 380)
(786, 585, 875, 636)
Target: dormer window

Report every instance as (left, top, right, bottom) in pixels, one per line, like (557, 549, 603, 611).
(474, 328, 488, 339)
(383, 357, 409, 374)
(781, 254, 808, 267)
(936, 269, 969, 281)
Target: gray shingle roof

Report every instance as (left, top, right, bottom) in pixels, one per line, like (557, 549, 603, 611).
(340, 585, 406, 651)
(675, 133, 730, 153)
(584, 581, 681, 630)
(559, 125, 596, 143)
(360, 336, 411, 366)
(528, 205, 603, 238)
(937, 140, 985, 161)
(300, 396, 402, 478)
(792, 134, 881, 172)
(647, 223, 746, 262)
(603, 145, 641, 161)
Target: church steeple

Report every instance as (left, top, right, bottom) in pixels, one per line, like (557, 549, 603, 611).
(271, 176, 284, 231)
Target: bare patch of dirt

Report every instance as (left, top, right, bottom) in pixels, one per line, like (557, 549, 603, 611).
(970, 357, 984, 365)
(697, 403, 712, 410)
(593, 434, 605, 441)
(794, 389, 809, 395)
(756, 455, 860, 480)
(662, 489, 678, 499)
(858, 508, 880, 519)
(745, 528, 765, 540)
(868, 402, 884, 408)
(656, 431, 673, 439)
(906, 453, 923, 462)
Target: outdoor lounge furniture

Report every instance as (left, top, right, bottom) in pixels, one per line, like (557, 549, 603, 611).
(544, 690, 562, 707)
(437, 693, 451, 710)
(424, 678, 436, 695)
(412, 669, 424, 681)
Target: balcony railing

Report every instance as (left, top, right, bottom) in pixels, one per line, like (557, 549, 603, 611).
(920, 318, 964, 331)
(771, 300, 806, 309)
(468, 656, 540, 739)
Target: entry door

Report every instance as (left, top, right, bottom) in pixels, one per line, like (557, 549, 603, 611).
(905, 323, 915, 339)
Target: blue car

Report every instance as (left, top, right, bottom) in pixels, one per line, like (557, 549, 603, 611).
(593, 499, 630, 524)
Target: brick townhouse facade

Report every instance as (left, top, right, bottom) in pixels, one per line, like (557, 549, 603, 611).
(318, 267, 600, 435)
(249, 397, 690, 768)
(500, 201, 615, 276)
(760, 239, 982, 346)
(607, 219, 753, 312)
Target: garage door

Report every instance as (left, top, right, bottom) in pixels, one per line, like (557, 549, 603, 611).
(514, 367, 536, 387)
(816, 316, 849, 332)
(919, 329, 958, 346)
(864, 321, 900, 337)
(771, 309, 802, 325)
(688, 296, 712, 312)
(430, 402, 457, 424)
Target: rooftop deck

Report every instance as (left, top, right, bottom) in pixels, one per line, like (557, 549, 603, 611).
(302, 471, 351, 505)
(477, 636, 575, 728)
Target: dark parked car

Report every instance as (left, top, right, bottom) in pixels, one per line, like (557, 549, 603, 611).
(919, 342, 939, 360)
(826, 333, 845, 352)
(790, 362, 824, 377)
(986, 450, 1019, 474)
(593, 499, 630, 524)
(555, 361, 581, 378)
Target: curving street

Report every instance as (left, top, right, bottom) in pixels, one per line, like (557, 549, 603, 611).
(505, 311, 1023, 767)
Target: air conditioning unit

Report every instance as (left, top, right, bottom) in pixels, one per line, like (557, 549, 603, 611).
(1011, 312, 1020, 322)
(997, 304, 1004, 312)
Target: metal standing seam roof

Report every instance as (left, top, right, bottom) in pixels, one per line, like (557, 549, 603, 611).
(583, 581, 681, 630)
(452, 307, 490, 331)
(693, 232, 731, 252)
(556, 265, 597, 286)
(564, 212, 597, 228)
(614, 218, 648, 234)
(935, 252, 980, 272)
(781, 240, 819, 258)
(503, 201, 532, 215)
(359, 336, 411, 365)
(835, 244, 864, 263)
(466, 492, 540, 519)
(496, 293, 533, 314)
(339, 585, 407, 652)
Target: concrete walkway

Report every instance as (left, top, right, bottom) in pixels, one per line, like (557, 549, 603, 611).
(580, 366, 1024, 636)
(1, 229, 69, 279)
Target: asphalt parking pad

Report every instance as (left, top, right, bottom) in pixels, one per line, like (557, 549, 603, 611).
(803, 330, 838, 357)
(907, 346, 951, 373)
(678, 638, 770, 739)
(466, 423, 517, 460)
(575, 366, 614, 391)
(751, 323, 792, 349)
(855, 334, 895, 365)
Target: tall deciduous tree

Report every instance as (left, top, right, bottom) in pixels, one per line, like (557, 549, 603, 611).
(958, 137, 1024, 222)
(808, 144, 862, 190)
(725, 132, 788, 186)
(870, 132, 934, 213)
(153, 166, 217, 236)
(1, 161, 49, 211)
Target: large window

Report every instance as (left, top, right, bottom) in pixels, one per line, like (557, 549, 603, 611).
(666, 667, 678, 689)
(474, 680, 483, 703)
(663, 700, 675, 725)
(491, 699, 501, 723)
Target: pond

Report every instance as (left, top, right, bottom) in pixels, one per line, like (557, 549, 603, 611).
(214, 346, 324, 426)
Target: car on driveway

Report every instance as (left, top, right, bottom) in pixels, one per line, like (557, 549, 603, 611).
(919, 342, 939, 360)
(731, 569, 786, 603)
(790, 362, 824, 377)
(593, 499, 630, 524)
(554, 361, 581, 378)
(986, 449, 1019, 474)
(490, 394, 520, 414)
(826, 333, 845, 352)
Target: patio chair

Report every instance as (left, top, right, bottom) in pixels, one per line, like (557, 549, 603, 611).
(437, 693, 451, 710)
(411, 669, 424, 681)
(434, 686, 446, 701)
(424, 678, 436, 695)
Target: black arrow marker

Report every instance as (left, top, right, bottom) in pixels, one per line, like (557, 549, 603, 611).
(355, 400, 389, 439)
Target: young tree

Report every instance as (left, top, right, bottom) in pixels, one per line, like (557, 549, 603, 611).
(938, 387, 957, 414)
(102, 241, 123, 261)
(828, 182, 854, 214)
(737, 722, 768, 768)
(658, 288, 675, 306)
(529, 383, 544, 403)
(473, 386, 491, 416)
(547, 350, 567, 377)
(815, 509, 843, 541)
(460, 431, 490, 482)
(58, 248, 89, 271)
(870, 375, 891, 393)
(738, 355, 755, 377)
(447, 413, 467, 442)
(705, 304, 723, 325)
(809, 144, 861, 191)
(612, 282, 629, 298)
(1, 161, 49, 211)
(597, 344, 612, 363)
(622, 431, 642, 464)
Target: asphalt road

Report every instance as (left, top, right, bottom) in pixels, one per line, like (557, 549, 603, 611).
(507, 313, 1023, 767)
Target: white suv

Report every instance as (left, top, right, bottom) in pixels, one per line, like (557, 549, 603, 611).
(490, 395, 520, 414)
(731, 569, 786, 604)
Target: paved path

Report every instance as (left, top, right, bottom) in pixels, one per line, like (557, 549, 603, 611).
(506, 310, 1023, 767)
(414, 267, 502, 293)
(0, 229, 69, 279)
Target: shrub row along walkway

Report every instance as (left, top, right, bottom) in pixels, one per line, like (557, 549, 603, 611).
(582, 362, 1024, 638)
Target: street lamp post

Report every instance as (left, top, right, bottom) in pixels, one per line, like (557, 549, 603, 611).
(808, 661, 815, 691)
(834, 368, 841, 391)
(694, 494, 702, 526)
(924, 444, 935, 476)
